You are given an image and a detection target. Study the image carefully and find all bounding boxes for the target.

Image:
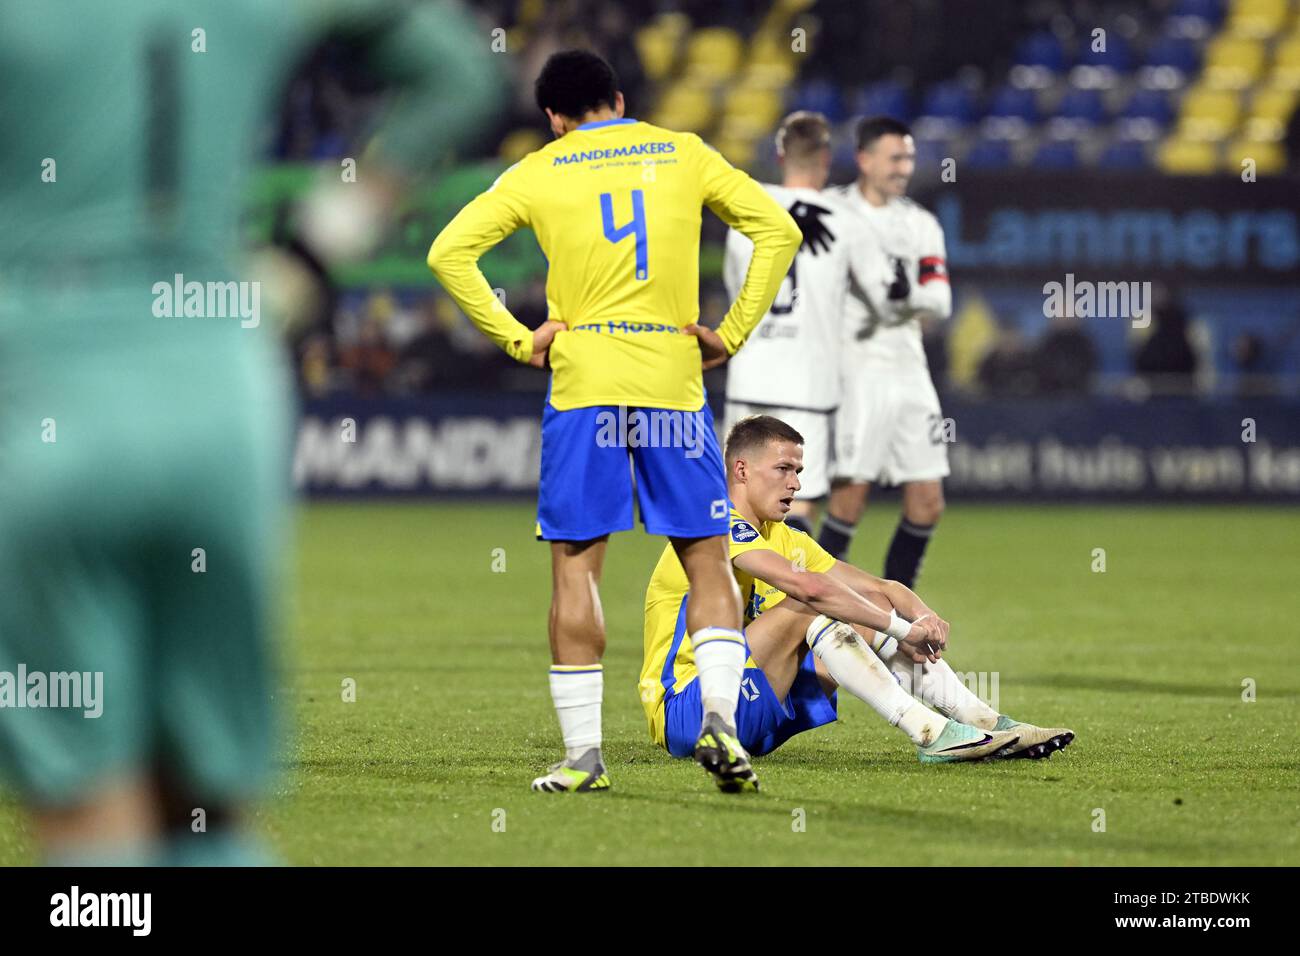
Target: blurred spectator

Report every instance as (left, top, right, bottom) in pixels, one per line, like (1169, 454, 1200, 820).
(977, 326, 1038, 397)
(1231, 332, 1275, 400)
(1036, 314, 1097, 395)
(1134, 293, 1197, 396)
(338, 312, 398, 397)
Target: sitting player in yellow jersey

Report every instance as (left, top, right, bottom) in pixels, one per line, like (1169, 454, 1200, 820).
(642, 415, 1075, 764)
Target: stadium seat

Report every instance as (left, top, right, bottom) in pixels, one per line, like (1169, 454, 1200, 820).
(651, 82, 714, 133)
(1032, 139, 1081, 168)
(791, 78, 845, 122)
(986, 84, 1040, 122)
(1097, 139, 1150, 169)
(1226, 0, 1290, 39)
(1145, 35, 1201, 74)
(1014, 31, 1068, 72)
(1273, 37, 1300, 90)
(1202, 36, 1267, 90)
(1121, 88, 1175, 124)
(683, 27, 744, 83)
(920, 81, 981, 123)
(1176, 86, 1242, 139)
(852, 81, 912, 122)
(964, 138, 1015, 168)
(1156, 136, 1219, 172)
(723, 84, 784, 134)
(1223, 137, 1286, 173)
(1078, 31, 1133, 72)
(1171, 0, 1226, 26)
(1056, 88, 1108, 123)
(634, 24, 679, 83)
(1243, 86, 1298, 140)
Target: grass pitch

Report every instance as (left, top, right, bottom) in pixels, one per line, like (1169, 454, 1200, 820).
(2, 502, 1298, 866)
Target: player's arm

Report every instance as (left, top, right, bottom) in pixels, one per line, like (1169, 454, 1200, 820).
(902, 214, 951, 320)
(732, 549, 939, 655)
(426, 165, 562, 366)
(825, 560, 950, 645)
(688, 140, 801, 364)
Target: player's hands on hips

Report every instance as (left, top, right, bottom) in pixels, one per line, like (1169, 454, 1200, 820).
(528, 320, 567, 368)
(683, 324, 729, 370)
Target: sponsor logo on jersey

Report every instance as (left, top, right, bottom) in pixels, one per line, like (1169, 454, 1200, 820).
(552, 142, 676, 166)
(731, 520, 759, 542)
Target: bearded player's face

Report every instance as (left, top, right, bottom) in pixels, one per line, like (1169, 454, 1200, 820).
(860, 133, 916, 197)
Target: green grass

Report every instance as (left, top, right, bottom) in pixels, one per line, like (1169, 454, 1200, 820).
(3, 502, 1299, 865)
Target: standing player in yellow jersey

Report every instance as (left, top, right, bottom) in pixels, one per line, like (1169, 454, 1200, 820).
(642, 416, 1074, 764)
(427, 51, 801, 793)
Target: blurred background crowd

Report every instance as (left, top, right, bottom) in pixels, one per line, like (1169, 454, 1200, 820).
(257, 0, 1300, 403)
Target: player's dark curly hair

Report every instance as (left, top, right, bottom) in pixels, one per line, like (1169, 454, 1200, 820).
(725, 415, 805, 464)
(855, 115, 911, 151)
(535, 50, 619, 119)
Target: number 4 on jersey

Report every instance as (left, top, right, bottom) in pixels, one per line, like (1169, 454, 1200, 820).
(600, 190, 648, 281)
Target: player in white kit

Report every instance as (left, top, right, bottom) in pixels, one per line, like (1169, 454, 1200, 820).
(723, 112, 890, 536)
(817, 117, 952, 588)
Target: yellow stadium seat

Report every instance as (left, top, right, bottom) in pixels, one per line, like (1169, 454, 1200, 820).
(722, 85, 784, 131)
(1223, 138, 1287, 173)
(1272, 37, 1300, 90)
(1156, 137, 1220, 173)
(711, 132, 758, 168)
(498, 128, 546, 164)
(1202, 36, 1267, 89)
(1243, 86, 1298, 139)
(651, 82, 715, 133)
(1177, 87, 1242, 139)
(683, 27, 744, 83)
(635, 26, 679, 83)
(1226, 0, 1289, 39)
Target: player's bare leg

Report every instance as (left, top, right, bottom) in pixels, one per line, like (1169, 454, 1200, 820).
(818, 478, 871, 560)
(532, 537, 612, 793)
(30, 774, 161, 866)
(672, 534, 756, 792)
(885, 479, 945, 588)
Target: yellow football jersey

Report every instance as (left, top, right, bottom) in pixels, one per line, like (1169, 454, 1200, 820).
(427, 118, 801, 411)
(639, 507, 837, 744)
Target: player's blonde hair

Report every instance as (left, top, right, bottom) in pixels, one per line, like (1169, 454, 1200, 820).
(725, 415, 805, 465)
(775, 111, 831, 166)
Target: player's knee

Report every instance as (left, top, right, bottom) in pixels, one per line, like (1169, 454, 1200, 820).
(906, 490, 945, 526)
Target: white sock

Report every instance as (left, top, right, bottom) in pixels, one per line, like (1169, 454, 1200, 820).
(806, 616, 949, 746)
(548, 665, 603, 760)
(868, 632, 1000, 728)
(692, 627, 746, 727)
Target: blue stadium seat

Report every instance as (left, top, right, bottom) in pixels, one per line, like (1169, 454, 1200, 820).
(987, 85, 1040, 122)
(1098, 139, 1150, 169)
(920, 82, 981, 123)
(1032, 139, 1081, 169)
(1171, 0, 1226, 25)
(851, 81, 912, 123)
(1145, 35, 1200, 73)
(1056, 88, 1107, 123)
(1015, 32, 1068, 72)
(1121, 88, 1173, 123)
(1078, 32, 1133, 71)
(964, 138, 1014, 168)
(791, 79, 845, 122)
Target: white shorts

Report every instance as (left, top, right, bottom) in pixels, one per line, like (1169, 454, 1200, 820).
(833, 373, 950, 486)
(723, 402, 833, 500)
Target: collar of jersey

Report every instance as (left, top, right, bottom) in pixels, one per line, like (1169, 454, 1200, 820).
(576, 117, 638, 130)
